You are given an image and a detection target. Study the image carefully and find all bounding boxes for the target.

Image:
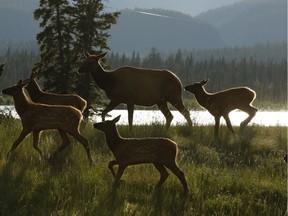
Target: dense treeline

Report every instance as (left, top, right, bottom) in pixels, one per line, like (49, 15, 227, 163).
(0, 43, 287, 107)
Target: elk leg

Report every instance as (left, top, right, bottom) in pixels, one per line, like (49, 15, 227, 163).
(153, 163, 169, 187)
(157, 101, 173, 128)
(7, 129, 30, 157)
(48, 129, 71, 163)
(127, 104, 134, 131)
(165, 162, 188, 193)
(108, 160, 118, 177)
(223, 114, 234, 133)
(240, 106, 258, 129)
(171, 102, 192, 127)
(102, 101, 120, 121)
(214, 116, 220, 138)
(32, 130, 47, 160)
(115, 164, 127, 185)
(70, 131, 93, 166)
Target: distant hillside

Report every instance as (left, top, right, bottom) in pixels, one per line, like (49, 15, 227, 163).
(107, 9, 225, 55)
(0, 0, 286, 55)
(196, 0, 287, 46)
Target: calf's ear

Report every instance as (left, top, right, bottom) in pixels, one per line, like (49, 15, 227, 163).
(200, 79, 209, 86)
(113, 115, 121, 123)
(83, 50, 91, 58)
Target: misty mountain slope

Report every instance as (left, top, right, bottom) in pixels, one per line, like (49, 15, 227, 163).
(108, 9, 225, 54)
(196, 0, 287, 45)
(0, 8, 38, 41)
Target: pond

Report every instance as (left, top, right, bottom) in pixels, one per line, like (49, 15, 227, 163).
(1, 106, 287, 127)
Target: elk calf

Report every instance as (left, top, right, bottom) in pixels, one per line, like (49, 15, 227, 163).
(24, 72, 87, 112)
(93, 115, 188, 192)
(2, 80, 92, 165)
(185, 79, 257, 137)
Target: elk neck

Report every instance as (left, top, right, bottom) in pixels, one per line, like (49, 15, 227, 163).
(90, 61, 114, 93)
(13, 89, 31, 117)
(194, 86, 211, 107)
(102, 124, 122, 152)
(26, 80, 44, 99)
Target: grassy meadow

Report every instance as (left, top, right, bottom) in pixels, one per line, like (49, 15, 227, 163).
(0, 114, 287, 216)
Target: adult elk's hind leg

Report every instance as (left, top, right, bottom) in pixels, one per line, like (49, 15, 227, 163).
(101, 100, 120, 121)
(157, 101, 173, 128)
(127, 104, 134, 131)
(170, 99, 192, 127)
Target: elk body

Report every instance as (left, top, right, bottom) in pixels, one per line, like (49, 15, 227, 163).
(2, 80, 92, 165)
(24, 72, 87, 112)
(93, 115, 188, 192)
(185, 79, 257, 137)
(78, 51, 192, 130)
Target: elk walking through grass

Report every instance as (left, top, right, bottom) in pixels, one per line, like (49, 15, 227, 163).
(93, 115, 188, 193)
(78, 51, 192, 130)
(1, 79, 93, 165)
(185, 79, 257, 138)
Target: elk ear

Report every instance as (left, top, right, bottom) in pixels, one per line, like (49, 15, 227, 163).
(112, 115, 121, 123)
(200, 79, 209, 86)
(17, 79, 23, 85)
(83, 50, 91, 58)
(17, 79, 27, 88)
(30, 72, 37, 80)
(97, 52, 107, 60)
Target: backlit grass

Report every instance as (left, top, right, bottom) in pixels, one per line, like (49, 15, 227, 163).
(0, 115, 286, 215)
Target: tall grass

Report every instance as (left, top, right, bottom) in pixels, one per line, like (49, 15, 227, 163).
(0, 115, 286, 215)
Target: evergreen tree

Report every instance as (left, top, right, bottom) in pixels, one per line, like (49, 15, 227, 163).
(34, 0, 74, 94)
(33, 0, 119, 117)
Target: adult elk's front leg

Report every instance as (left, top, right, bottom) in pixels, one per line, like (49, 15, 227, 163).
(102, 100, 120, 121)
(127, 104, 134, 130)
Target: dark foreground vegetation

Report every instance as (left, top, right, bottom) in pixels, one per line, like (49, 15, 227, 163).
(0, 115, 286, 215)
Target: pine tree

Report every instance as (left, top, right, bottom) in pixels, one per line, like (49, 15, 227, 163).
(34, 0, 74, 93)
(71, 0, 119, 117)
(33, 0, 119, 117)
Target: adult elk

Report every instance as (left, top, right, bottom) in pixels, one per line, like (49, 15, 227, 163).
(2, 80, 93, 165)
(77, 51, 192, 130)
(185, 79, 257, 138)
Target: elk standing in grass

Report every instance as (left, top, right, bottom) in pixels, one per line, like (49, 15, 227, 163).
(2, 79, 93, 165)
(185, 79, 257, 138)
(78, 51, 192, 130)
(24, 72, 87, 112)
(93, 115, 188, 193)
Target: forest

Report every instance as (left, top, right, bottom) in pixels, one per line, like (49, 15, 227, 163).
(0, 43, 287, 107)
(0, 42, 287, 108)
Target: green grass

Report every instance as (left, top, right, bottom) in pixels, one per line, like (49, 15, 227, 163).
(0, 115, 286, 216)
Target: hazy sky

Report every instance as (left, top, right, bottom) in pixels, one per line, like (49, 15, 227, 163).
(104, 0, 243, 16)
